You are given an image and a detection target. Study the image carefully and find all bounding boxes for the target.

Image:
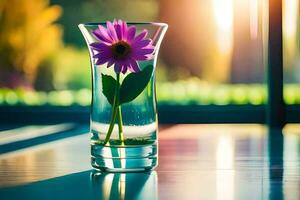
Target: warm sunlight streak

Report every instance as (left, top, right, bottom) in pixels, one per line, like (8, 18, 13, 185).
(209, 0, 234, 82)
(283, 0, 299, 67)
(103, 173, 114, 200)
(216, 135, 235, 200)
(119, 174, 126, 200)
(249, 0, 259, 39)
(216, 135, 234, 169)
(214, 0, 233, 33)
(283, 0, 298, 38)
(213, 0, 233, 53)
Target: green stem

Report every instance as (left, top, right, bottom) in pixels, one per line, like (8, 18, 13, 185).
(103, 73, 120, 145)
(117, 105, 124, 145)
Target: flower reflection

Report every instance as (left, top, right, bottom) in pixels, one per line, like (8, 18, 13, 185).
(216, 135, 235, 200)
(91, 171, 157, 200)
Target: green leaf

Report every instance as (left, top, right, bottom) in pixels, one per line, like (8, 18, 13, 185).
(119, 65, 154, 104)
(101, 74, 118, 105)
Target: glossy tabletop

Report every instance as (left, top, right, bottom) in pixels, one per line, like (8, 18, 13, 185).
(0, 124, 299, 200)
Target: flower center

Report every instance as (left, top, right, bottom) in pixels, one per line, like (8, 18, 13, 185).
(111, 41, 131, 60)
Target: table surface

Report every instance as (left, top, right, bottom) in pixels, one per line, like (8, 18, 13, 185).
(0, 124, 299, 200)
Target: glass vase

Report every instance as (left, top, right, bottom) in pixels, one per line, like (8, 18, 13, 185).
(79, 22, 167, 172)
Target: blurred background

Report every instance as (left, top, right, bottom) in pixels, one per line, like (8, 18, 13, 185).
(0, 0, 299, 107)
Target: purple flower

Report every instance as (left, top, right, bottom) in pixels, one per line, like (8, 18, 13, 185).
(90, 20, 155, 74)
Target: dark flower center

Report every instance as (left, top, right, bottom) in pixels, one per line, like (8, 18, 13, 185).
(111, 41, 131, 60)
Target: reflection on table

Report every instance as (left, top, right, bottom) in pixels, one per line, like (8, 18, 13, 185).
(0, 124, 299, 200)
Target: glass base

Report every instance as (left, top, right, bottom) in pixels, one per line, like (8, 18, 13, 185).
(91, 142, 157, 172)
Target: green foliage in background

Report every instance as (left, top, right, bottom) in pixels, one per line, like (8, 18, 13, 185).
(2, 82, 300, 107)
(50, 47, 91, 90)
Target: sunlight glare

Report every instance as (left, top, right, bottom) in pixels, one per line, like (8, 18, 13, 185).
(213, 0, 233, 53)
(216, 135, 235, 200)
(283, 0, 299, 67)
(250, 0, 259, 39)
(283, 0, 298, 38)
(214, 0, 233, 33)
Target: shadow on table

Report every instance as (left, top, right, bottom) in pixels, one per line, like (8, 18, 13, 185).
(267, 128, 284, 200)
(0, 170, 157, 200)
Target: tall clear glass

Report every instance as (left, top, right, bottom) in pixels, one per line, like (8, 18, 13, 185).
(79, 22, 168, 172)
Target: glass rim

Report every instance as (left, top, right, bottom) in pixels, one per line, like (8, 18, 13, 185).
(78, 22, 168, 28)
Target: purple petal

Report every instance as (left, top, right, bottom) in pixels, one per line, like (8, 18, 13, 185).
(114, 24, 123, 40)
(114, 64, 122, 73)
(92, 31, 111, 44)
(132, 54, 149, 60)
(136, 48, 154, 55)
(93, 53, 101, 58)
(132, 47, 155, 61)
(90, 42, 109, 51)
(126, 26, 136, 41)
(94, 50, 111, 65)
(129, 60, 140, 72)
(121, 20, 128, 38)
(132, 39, 152, 49)
(146, 54, 154, 60)
(133, 30, 148, 43)
(121, 65, 128, 74)
(92, 25, 113, 43)
(106, 21, 118, 41)
(92, 45, 111, 58)
(98, 25, 114, 40)
(107, 60, 114, 68)
(96, 57, 109, 65)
